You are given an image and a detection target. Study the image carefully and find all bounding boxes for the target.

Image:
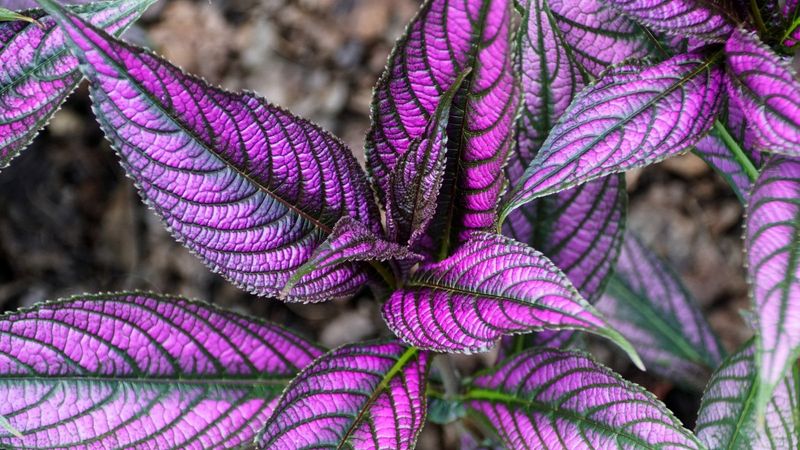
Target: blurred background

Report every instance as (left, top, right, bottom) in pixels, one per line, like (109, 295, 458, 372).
(0, 0, 752, 446)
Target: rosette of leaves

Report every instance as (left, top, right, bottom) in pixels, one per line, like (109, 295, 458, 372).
(0, 0, 797, 447)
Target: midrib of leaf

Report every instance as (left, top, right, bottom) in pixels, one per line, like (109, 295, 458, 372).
(711, 120, 759, 182)
(436, 0, 497, 259)
(605, 276, 710, 367)
(49, 1, 337, 235)
(336, 346, 420, 449)
(724, 370, 760, 450)
(463, 387, 685, 448)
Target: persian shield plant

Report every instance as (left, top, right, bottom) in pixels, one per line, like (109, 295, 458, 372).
(0, 0, 798, 448)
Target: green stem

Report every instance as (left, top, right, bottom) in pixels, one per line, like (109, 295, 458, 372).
(712, 120, 759, 182)
(368, 261, 397, 291)
(749, 0, 768, 36)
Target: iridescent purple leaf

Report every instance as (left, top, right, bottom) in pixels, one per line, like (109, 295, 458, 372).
(725, 28, 800, 156)
(598, 233, 724, 388)
(465, 348, 702, 449)
(548, 0, 658, 77)
(0, 0, 153, 170)
(366, 0, 518, 247)
(283, 216, 420, 297)
(37, 0, 382, 302)
(745, 155, 800, 419)
(604, 0, 735, 42)
(382, 231, 642, 367)
(385, 69, 467, 249)
(501, 52, 723, 218)
(695, 341, 799, 450)
(506, 0, 585, 184)
(256, 341, 428, 450)
(0, 292, 322, 449)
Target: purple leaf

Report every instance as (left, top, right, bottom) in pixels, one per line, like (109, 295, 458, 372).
(597, 233, 724, 388)
(256, 341, 428, 449)
(725, 28, 800, 156)
(695, 341, 799, 450)
(382, 231, 642, 367)
(603, 0, 735, 42)
(37, 0, 382, 302)
(465, 348, 702, 448)
(0, 292, 322, 448)
(548, 0, 657, 77)
(501, 52, 723, 219)
(366, 0, 518, 248)
(385, 69, 467, 250)
(693, 120, 760, 204)
(283, 216, 421, 297)
(745, 155, 800, 419)
(506, 0, 585, 185)
(0, 0, 153, 170)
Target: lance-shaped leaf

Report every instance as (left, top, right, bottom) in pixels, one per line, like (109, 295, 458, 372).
(745, 156, 800, 419)
(0, 292, 322, 449)
(385, 69, 467, 249)
(598, 233, 724, 388)
(366, 0, 518, 245)
(282, 216, 420, 296)
(382, 231, 642, 367)
(506, 0, 585, 184)
(465, 348, 703, 449)
(501, 52, 723, 219)
(38, 0, 382, 302)
(604, 0, 734, 42)
(257, 341, 429, 449)
(548, 0, 658, 77)
(726, 28, 800, 157)
(0, 0, 153, 170)
(695, 341, 799, 450)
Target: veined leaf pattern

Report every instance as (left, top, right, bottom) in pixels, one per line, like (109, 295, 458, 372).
(598, 233, 724, 388)
(745, 155, 800, 418)
(256, 341, 428, 450)
(603, 0, 735, 42)
(0, 292, 322, 449)
(37, 0, 382, 302)
(695, 341, 799, 450)
(548, 0, 657, 77)
(465, 348, 703, 449)
(0, 0, 154, 169)
(693, 123, 757, 204)
(501, 52, 723, 219)
(366, 0, 518, 248)
(382, 231, 642, 368)
(725, 28, 800, 157)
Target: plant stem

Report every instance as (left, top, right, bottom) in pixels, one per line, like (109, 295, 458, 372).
(713, 120, 759, 182)
(749, 0, 768, 36)
(368, 261, 397, 291)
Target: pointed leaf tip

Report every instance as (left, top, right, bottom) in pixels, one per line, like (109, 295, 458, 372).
(37, 0, 382, 302)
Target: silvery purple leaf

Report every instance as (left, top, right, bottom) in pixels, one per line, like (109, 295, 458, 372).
(507, 0, 585, 185)
(0, 0, 153, 170)
(598, 233, 724, 388)
(726, 28, 800, 156)
(695, 341, 799, 450)
(745, 155, 800, 418)
(501, 52, 723, 219)
(256, 341, 428, 449)
(0, 292, 322, 448)
(548, 0, 657, 77)
(283, 216, 420, 296)
(465, 348, 702, 449)
(38, 0, 382, 302)
(604, 0, 735, 42)
(366, 0, 518, 246)
(382, 231, 642, 367)
(385, 70, 467, 249)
